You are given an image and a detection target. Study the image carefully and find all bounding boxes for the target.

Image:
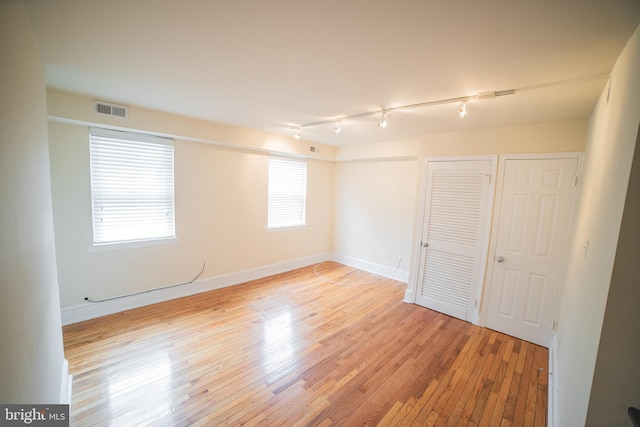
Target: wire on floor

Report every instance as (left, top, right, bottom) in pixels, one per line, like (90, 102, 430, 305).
(313, 261, 380, 286)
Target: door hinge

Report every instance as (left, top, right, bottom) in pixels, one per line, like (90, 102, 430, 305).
(552, 320, 557, 331)
(574, 175, 578, 186)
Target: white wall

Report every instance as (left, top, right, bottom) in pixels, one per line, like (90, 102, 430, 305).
(48, 101, 334, 311)
(587, 127, 640, 426)
(333, 159, 418, 280)
(554, 23, 640, 427)
(0, 0, 66, 403)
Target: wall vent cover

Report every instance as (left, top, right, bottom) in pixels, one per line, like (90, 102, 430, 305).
(93, 101, 128, 119)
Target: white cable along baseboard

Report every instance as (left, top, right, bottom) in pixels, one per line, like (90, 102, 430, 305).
(60, 252, 410, 325)
(61, 253, 330, 325)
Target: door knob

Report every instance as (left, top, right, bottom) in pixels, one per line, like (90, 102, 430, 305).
(422, 242, 429, 248)
(496, 256, 505, 263)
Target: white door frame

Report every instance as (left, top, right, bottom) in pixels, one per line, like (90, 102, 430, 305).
(406, 155, 497, 325)
(477, 152, 584, 328)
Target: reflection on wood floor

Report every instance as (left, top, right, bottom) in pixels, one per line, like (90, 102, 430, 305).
(63, 261, 548, 426)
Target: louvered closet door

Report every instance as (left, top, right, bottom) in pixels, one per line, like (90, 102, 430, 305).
(416, 160, 493, 322)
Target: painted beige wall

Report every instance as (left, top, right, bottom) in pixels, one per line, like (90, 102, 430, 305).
(0, 0, 66, 403)
(335, 120, 587, 161)
(333, 160, 418, 276)
(417, 120, 587, 156)
(49, 118, 333, 308)
(555, 23, 640, 427)
(587, 127, 640, 426)
(47, 88, 336, 161)
(49, 89, 588, 310)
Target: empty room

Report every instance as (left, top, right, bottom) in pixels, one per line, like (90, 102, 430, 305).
(2, 1, 640, 426)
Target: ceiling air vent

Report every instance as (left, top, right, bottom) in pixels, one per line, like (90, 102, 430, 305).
(93, 101, 128, 119)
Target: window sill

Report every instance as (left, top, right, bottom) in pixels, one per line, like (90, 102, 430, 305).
(265, 225, 307, 232)
(88, 237, 180, 252)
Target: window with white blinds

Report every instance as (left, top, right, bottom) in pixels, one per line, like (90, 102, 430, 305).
(90, 127, 175, 245)
(267, 157, 307, 229)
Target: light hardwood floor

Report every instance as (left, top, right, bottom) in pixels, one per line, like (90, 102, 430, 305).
(63, 262, 548, 426)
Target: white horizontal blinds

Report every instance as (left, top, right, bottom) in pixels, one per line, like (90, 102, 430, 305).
(267, 157, 307, 228)
(90, 128, 175, 244)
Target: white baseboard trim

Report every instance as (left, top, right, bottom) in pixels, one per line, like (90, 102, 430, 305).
(330, 253, 410, 283)
(403, 289, 415, 304)
(61, 252, 331, 325)
(548, 333, 558, 427)
(60, 359, 72, 405)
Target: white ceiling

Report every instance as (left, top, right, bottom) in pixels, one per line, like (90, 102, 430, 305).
(24, 0, 640, 146)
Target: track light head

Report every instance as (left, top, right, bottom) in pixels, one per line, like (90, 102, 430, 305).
(292, 127, 301, 139)
(334, 120, 342, 133)
(458, 100, 468, 118)
(378, 111, 390, 128)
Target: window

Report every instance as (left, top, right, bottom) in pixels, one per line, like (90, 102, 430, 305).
(267, 157, 307, 229)
(90, 127, 175, 245)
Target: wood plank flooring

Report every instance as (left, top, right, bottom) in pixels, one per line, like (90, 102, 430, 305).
(63, 262, 548, 426)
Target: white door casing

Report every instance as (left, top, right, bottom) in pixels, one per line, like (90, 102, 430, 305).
(414, 158, 495, 323)
(485, 156, 578, 347)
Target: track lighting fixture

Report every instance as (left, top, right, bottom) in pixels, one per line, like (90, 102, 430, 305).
(289, 88, 516, 137)
(458, 100, 468, 118)
(378, 111, 390, 128)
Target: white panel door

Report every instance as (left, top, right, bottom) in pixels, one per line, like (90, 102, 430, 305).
(486, 158, 577, 347)
(415, 160, 493, 322)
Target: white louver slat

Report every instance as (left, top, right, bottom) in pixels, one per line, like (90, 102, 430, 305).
(416, 160, 493, 321)
(421, 249, 475, 312)
(427, 171, 483, 246)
